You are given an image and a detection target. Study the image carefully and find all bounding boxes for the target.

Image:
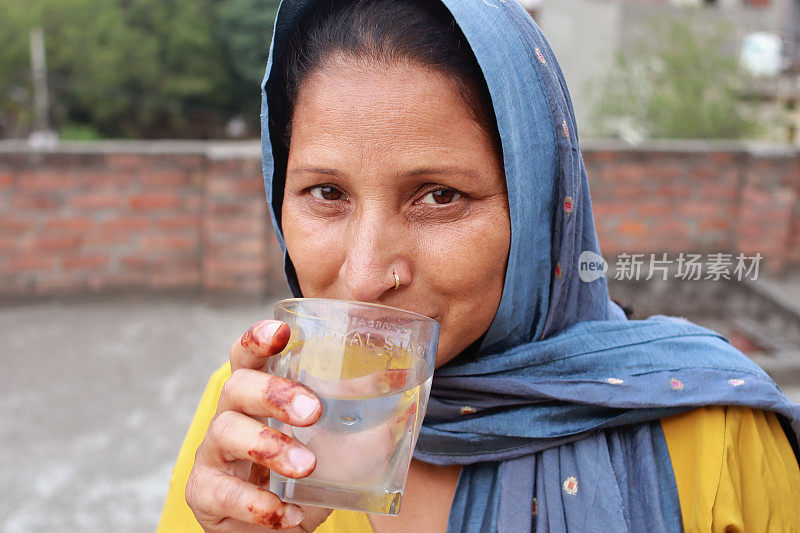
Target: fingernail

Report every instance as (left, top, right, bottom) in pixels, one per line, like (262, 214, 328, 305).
(290, 394, 318, 421)
(287, 446, 315, 472)
(282, 504, 304, 527)
(259, 321, 281, 343)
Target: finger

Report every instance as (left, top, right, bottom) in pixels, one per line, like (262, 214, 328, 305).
(231, 320, 291, 373)
(217, 369, 321, 426)
(202, 410, 317, 478)
(189, 467, 305, 530)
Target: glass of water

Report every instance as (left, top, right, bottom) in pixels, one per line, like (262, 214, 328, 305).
(267, 298, 440, 515)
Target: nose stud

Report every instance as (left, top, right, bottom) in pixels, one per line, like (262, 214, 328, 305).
(393, 270, 400, 290)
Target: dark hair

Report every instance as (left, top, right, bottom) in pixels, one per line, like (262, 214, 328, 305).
(272, 0, 502, 156)
(611, 298, 635, 319)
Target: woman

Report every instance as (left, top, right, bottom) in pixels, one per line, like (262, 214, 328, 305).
(159, 0, 800, 531)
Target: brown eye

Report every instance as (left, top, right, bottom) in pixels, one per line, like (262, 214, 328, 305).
(310, 186, 343, 201)
(421, 188, 461, 205)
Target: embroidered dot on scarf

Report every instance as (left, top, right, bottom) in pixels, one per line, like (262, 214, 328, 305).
(534, 47, 547, 66)
(606, 377, 624, 385)
(563, 196, 574, 214)
(554, 263, 562, 278)
(561, 120, 569, 139)
(460, 405, 477, 415)
(562, 476, 578, 495)
(728, 378, 745, 387)
(669, 377, 684, 390)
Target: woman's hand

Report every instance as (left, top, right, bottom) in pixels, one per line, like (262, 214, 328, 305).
(185, 320, 333, 531)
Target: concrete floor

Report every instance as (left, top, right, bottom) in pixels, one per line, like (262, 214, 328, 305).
(1, 291, 798, 532)
(0, 296, 282, 533)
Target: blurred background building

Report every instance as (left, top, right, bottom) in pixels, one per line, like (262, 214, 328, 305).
(1, 0, 800, 531)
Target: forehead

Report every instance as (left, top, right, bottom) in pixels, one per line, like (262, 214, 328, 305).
(290, 57, 490, 155)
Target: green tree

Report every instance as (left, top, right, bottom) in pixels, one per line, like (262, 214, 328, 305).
(0, 0, 279, 138)
(215, 0, 279, 87)
(213, 0, 281, 133)
(589, 13, 759, 140)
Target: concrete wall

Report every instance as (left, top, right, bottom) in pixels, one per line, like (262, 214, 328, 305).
(537, 0, 791, 137)
(1, 140, 798, 298)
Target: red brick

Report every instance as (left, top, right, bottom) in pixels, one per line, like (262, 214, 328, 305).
(104, 216, 151, 230)
(45, 217, 94, 231)
(208, 176, 265, 196)
(32, 236, 82, 251)
(120, 256, 165, 269)
(157, 216, 201, 230)
(0, 236, 19, 252)
(106, 153, 147, 170)
(94, 273, 146, 287)
(647, 166, 685, 180)
(151, 271, 202, 288)
(617, 220, 649, 238)
(129, 193, 181, 210)
(689, 167, 718, 180)
(610, 164, 644, 181)
(142, 236, 197, 250)
(182, 196, 202, 211)
(69, 194, 122, 210)
(584, 150, 616, 163)
(5, 255, 56, 271)
(697, 219, 731, 233)
(11, 194, 60, 210)
(63, 255, 110, 269)
(656, 184, 692, 197)
(590, 202, 622, 218)
(635, 202, 671, 217)
(203, 279, 237, 291)
(82, 230, 132, 246)
(79, 171, 123, 187)
(204, 260, 265, 275)
(209, 203, 241, 216)
(613, 186, 649, 200)
(17, 171, 77, 191)
(681, 203, 726, 217)
(0, 216, 31, 232)
(231, 240, 267, 256)
(140, 170, 190, 187)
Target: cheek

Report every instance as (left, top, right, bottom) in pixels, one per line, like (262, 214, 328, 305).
(282, 199, 343, 295)
(416, 206, 510, 363)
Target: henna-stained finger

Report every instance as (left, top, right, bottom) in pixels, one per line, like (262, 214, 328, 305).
(230, 320, 291, 373)
(194, 470, 305, 530)
(202, 410, 317, 479)
(217, 369, 321, 426)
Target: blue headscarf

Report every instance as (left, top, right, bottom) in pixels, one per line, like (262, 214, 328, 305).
(260, 1, 800, 531)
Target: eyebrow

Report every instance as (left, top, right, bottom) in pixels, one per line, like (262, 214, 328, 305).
(287, 165, 482, 181)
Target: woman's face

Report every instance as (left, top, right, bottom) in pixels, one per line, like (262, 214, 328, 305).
(282, 56, 510, 368)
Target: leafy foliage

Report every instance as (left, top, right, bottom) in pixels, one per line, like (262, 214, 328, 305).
(589, 13, 760, 140)
(0, 0, 280, 138)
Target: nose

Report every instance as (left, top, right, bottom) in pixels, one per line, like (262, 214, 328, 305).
(338, 208, 408, 302)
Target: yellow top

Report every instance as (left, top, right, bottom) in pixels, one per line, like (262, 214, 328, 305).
(157, 363, 800, 532)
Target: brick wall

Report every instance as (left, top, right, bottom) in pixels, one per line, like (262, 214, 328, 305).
(584, 140, 800, 274)
(0, 140, 798, 298)
(0, 141, 280, 298)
